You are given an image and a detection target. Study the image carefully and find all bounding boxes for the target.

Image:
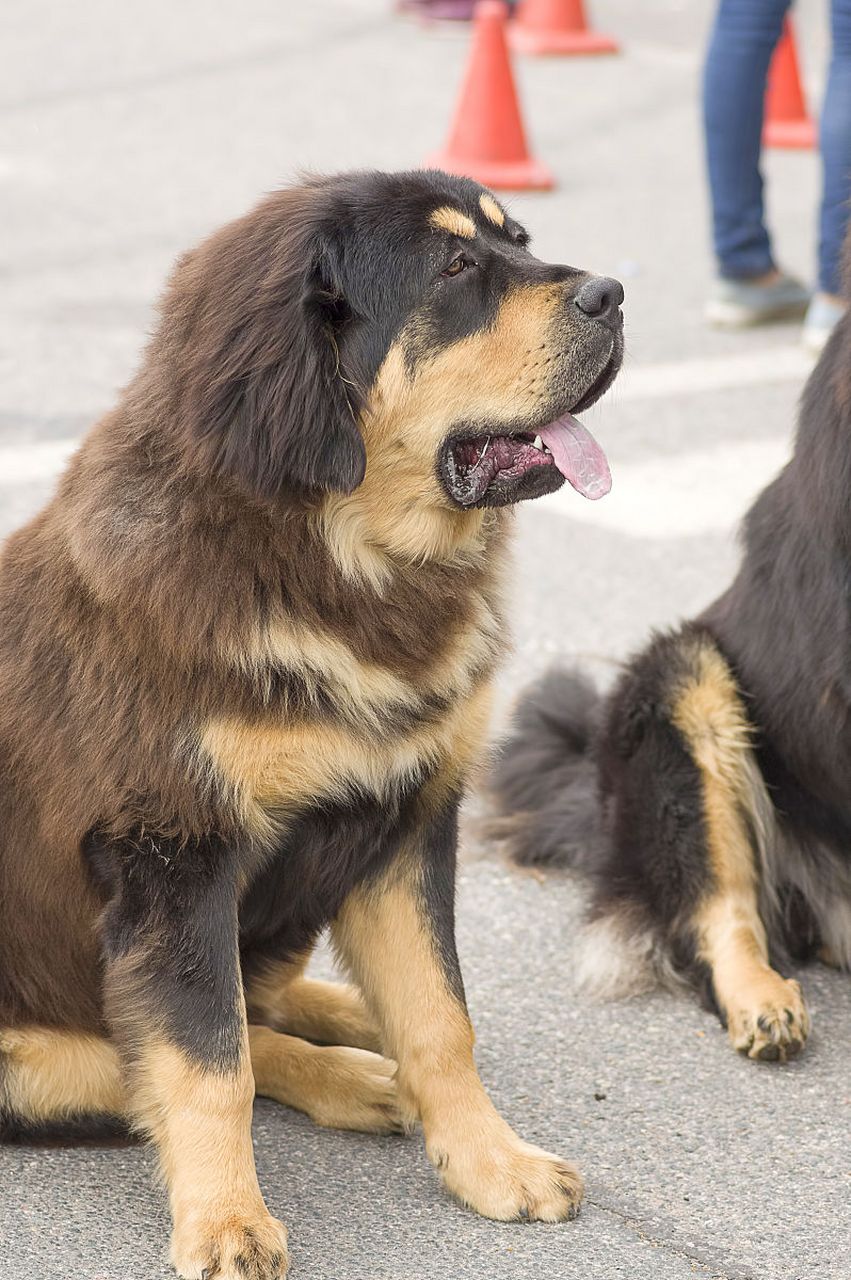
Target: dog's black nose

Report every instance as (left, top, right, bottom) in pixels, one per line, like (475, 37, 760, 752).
(574, 276, 624, 320)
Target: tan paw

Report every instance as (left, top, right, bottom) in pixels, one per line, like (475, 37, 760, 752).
(727, 977, 810, 1062)
(171, 1208, 289, 1280)
(427, 1124, 583, 1222)
(307, 1046, 405, 1134)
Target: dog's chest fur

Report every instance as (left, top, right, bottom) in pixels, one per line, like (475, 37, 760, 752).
(197, 517, 510, 842)
(215, 535, 508, 962)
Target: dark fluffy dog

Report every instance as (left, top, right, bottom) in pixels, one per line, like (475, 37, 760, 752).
(0, 169, 623, 1278)
(492, 297, 851, 1066)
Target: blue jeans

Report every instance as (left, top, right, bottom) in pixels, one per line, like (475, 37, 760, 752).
(704, 0, 851, 295)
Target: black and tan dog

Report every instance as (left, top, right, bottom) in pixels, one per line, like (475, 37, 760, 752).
(492, 287, 851, 1066)
(0, 169, 623, 1277)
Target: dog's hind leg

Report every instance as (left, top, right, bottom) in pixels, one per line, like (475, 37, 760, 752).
(0, 1026, 125, 1135)
(672, 644, 810, 1062)
(245, 952, 381, 1052)
(248, 1024, 401, 1133)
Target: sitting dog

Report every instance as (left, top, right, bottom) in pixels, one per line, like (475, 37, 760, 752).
(491, 287, 851, 1066)
(0, 169, 623, 1278)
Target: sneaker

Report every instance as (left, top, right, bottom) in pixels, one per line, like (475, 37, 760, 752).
(801, 293, 848, 354)
(705, 272, 810, 328)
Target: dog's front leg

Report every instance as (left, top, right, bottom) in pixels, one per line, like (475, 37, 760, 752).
(332, 792, 582, 1222)
(99, 831, 288, 1280)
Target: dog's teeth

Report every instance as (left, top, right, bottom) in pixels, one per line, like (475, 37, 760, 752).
(533, 435, 543, 451)
(481, 437, 491, 458)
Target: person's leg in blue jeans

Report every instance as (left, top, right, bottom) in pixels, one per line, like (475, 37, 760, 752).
(816, 0, 851, 289)
(704, 0, 791, 279)
(703, 0, 811, 324)
(802, 0, 851, 346)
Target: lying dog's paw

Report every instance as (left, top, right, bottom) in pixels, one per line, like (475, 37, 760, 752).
(427, 1119, 583, 1222)
(306, 1046, 405, 1135)
(171, 1207, 289, 1280)
(727, 976, 810, 1062)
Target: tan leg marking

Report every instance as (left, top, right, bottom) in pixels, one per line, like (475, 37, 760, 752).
(0, 1027, 125, 1123)
(333, 875, 582, 1221)
(673, 645, 809, 1062)
(249, 1025, 402, 1134)
(134, 1040, 288, 1280)
(246, 959, 382, 1052)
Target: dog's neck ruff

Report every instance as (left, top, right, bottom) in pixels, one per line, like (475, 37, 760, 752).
(316, 491, 502, 592)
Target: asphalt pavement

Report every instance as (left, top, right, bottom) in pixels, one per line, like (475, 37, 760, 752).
(1, 2, 849, 1277)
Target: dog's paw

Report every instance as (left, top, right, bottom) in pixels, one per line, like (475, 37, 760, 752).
(171, 1207, 289, 1280)
(727, 976, 810, 1062)
(427, 1124, 583, 1222)
(307, 1046, 405, 1135)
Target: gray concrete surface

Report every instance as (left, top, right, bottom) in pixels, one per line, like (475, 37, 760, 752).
(1, 1, 850, 1277)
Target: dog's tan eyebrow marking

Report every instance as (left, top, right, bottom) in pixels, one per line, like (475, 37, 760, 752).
(429, 206, 477, 239)
(478, 194, 505, 227)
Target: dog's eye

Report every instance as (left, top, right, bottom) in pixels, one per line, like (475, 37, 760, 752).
(442, 255, 473, 278)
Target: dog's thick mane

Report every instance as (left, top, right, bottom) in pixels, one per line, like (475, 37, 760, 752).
(0, 178, 512, 1033)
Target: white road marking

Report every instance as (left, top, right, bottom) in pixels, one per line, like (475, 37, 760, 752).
(0, 438, 77, 484)
(613, 346, 814, 401)
(0, 348, 811, 548)
(1, 433, 793, 542)
(540, 438, 792, 538)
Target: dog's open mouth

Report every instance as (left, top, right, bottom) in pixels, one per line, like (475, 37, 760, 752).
(443, 414, 611, 508)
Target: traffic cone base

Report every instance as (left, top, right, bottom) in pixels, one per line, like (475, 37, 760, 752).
(511, 27, 618, 54)
(763, 18, 815, 151)
(763, 118, 817, 150)
(425, 150, 555, 190)
(510, 0, 619, 57)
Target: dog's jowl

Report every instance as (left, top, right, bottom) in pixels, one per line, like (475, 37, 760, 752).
(0, 170, 623, 1278)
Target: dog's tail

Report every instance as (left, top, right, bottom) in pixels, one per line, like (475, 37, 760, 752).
(488, 665, 683, 999)
(488, 668, 606, 871)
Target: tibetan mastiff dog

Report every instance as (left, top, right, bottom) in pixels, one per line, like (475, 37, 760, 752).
(0, 169, 623, 1278)
(492, 286, 851, 1066)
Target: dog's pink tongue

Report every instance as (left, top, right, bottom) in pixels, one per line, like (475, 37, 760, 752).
(538, 415, 611, 500)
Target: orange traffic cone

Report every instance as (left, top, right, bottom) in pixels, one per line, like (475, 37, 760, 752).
(511, 0, 619, 56)
(763, 17, 817, 149)
(426, 0, 554, 190)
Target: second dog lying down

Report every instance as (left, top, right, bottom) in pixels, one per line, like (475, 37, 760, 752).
(491, 293, 851, 1063)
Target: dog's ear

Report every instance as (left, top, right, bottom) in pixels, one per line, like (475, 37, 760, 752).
(176, 194, 366, 500)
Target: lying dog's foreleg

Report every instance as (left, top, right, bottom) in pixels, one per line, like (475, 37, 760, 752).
(246, 952, 381, 1051)
(99, 830, 288, 1280)
(673, 647, 810, 1062)
(332, 789, 583, 1223)
(0, 1026, 125, 1133)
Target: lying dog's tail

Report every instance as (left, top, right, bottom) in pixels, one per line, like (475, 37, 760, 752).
(488, 668, 605, 872)
(489, 664, 686, 999)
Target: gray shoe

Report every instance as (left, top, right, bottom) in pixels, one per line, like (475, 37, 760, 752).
(801, 293, 848, 354)
(705, 272, 810, 328)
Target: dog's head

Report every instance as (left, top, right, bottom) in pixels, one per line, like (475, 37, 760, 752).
(170, 170, 622, 543)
